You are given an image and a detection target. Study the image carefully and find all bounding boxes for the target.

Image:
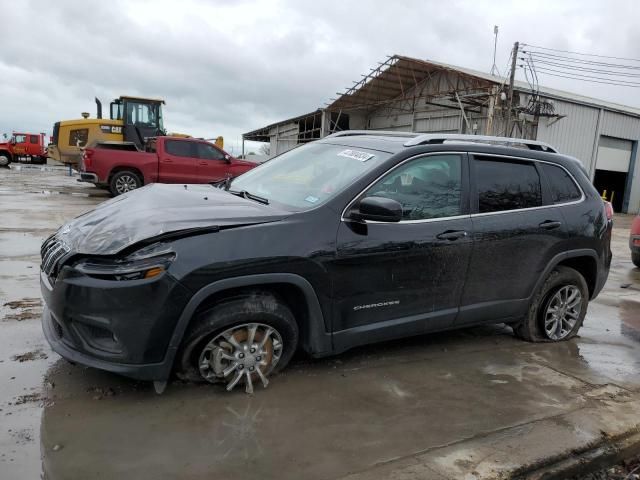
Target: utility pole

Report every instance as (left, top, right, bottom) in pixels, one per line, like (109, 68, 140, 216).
(506, 41, 519, 137)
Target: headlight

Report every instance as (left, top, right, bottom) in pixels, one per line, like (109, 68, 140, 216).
(73, 243, 175, 281)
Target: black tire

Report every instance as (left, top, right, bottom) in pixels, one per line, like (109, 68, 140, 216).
(514, 266, 589, 342)
(0, 154, 10, 168)
(176, 291, 299, 387)
(109, 170, 142, 196)
(633, 252, 640, 268)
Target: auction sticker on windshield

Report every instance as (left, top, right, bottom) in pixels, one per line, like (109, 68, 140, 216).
(337, 149, 375, 162)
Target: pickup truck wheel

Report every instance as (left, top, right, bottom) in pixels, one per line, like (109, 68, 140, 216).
(110, 171, 141, 196)
(0, 155, 10, 167)
(176, 292, 298, 394)
(514, 266, 588, 342)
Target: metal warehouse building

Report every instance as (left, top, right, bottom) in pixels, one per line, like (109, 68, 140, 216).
(243, 54, 640, 213)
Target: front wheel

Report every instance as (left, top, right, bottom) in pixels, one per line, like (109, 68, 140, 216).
(633, 252, 640, 268)
(176, 292, 298, 393)
(514, 266, 589, 342)
(0, 154, 10, 167)
(109, 170, 142, 196)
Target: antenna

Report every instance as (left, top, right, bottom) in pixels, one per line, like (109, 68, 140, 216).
(490, 25, 499, 75)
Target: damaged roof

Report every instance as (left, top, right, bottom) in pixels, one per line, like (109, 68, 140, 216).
(243, 54, 640, 140)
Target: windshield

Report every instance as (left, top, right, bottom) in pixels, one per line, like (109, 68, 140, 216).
(229, 142, 391, 210)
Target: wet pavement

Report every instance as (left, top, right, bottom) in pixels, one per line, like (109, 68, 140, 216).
(1, 166, 639, 480)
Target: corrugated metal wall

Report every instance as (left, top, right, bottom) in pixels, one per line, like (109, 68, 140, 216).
(535, 99, 599, 168)
(268, 122, 299, 155)
(535, 99, 640, 213)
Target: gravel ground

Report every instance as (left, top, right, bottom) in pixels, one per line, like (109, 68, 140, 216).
(575, 457, 640, 479)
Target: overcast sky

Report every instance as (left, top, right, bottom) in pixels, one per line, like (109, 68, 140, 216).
(2, 0, 640, 154)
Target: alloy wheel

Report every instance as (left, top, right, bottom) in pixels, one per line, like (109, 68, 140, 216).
(115, 175, 138, 194)
(198, 323, 284, 394)
(543, 285, 582, 340)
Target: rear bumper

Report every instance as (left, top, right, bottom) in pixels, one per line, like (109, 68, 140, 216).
(77, 172, 99, 183)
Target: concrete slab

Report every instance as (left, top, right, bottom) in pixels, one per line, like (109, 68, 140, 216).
(0, 167, 639, 480)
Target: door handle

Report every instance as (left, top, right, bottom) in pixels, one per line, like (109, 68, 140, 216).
(161, 159, 173, 163)
(539, 220, 562, 230)
(199, 162, 208, 166)
(436, 230, 468, 241)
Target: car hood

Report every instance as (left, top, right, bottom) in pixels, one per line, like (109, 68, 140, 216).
(55, 183, 290, 255)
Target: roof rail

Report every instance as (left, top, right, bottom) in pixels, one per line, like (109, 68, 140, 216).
(325, 130, 420, 139)
(403, 134, 558, 153)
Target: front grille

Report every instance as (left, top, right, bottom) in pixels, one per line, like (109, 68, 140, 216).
(41, 236, 70, 278)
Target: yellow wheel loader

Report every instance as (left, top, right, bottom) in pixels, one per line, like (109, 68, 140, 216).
(47, 96, 224, 165)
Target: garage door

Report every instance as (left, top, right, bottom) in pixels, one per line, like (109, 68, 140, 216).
(596, 136, 632, 172)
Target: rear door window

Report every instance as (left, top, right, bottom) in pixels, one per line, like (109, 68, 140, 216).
(165, 140, 194, 158)
(539, 163, 582, 204)
(30, 135, 39, 144)
(474, 157, 542, 213)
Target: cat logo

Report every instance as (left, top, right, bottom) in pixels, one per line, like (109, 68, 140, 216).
(100, 125, 123, 134)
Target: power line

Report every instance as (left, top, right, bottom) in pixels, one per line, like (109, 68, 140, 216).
(520, 65, 640, 87)
(524, 50, 640, 70)
(523, 58, 640, 77)
(521, 42, 640, 63)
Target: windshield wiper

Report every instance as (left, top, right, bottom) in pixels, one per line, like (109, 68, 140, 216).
(228, 189, 269, 205)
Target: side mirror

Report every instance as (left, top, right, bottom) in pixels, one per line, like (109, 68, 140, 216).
(10, 138, 16, 145)
(350, 197, 402, 222)
(224, 154, 231, 162)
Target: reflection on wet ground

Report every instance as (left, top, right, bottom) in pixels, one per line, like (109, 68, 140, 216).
(1, 167, 639, 479)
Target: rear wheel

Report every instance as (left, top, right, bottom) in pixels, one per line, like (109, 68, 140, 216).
(109, 170, 142, 196)
(176, 292, 298, 393)
(514, 266, 588, 342)
(633, 252, 640, 268)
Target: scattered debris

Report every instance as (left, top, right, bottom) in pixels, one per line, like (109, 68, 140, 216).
(4, 310, 40, 322)
(11, 350, 48, 362)
(11, 393, 42, 405)
(86, 386, 117, 400)
(3, 298, 41, 309)
(52, 444, 62, 452)
(10, 429, 33, 444)
(573, 456, 640, 479)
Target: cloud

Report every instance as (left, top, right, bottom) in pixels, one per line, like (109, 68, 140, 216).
(1, 0, 639, 154)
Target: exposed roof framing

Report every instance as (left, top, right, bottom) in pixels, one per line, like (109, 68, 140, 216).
(326, 55, 497, 112)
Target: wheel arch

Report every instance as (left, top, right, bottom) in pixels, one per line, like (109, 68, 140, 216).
(0, 149, 13, 162)
(108, 166, 145, 186)
(533, 250, 599, 301)
(165, 274, 332, 373)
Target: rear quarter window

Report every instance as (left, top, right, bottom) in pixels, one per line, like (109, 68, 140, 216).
(539, 163, 582, 204)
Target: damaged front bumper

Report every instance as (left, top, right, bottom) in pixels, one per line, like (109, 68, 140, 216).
(40, 266, 192, 381)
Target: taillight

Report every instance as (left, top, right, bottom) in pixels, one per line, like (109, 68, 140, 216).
(604, 200, 614, 221)
(83, 149, 93, 167)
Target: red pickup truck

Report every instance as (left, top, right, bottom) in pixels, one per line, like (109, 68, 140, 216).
(79, 136, 257, 196)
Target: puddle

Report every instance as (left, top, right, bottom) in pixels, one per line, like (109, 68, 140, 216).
(620, 299, 640, 342)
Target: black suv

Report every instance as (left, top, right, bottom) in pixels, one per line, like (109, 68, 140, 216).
(41, 132, 612, 393)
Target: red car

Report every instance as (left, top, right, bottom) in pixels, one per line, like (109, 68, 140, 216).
(79, 136, 256, 196)
(631, 213, 640, 268)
